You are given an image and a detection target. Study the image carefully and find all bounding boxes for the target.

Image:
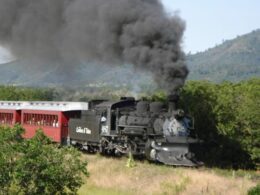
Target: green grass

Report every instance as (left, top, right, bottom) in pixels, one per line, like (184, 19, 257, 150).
(160, 176, 190, 195)
(209, 168, 260, 181)
(78, 154, 258, 195)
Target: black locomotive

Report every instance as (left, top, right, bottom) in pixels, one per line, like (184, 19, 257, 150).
(68, 96, 201, 166)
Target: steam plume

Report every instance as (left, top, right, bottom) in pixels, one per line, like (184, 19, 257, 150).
(0, 0, 188, 94)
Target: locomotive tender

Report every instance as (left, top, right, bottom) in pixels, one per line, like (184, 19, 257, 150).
(0, 97, 201, 166)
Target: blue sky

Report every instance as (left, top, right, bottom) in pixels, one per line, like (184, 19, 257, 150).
(161, 0, 260, 53)
(0, 0, 259, 63)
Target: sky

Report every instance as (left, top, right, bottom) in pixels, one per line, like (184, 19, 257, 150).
(0, 0, 260, 63)
(161, 0, 260, 53)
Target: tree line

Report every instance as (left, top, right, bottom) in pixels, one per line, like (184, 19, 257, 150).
(0, 85, 54, 101)
(179, 78, 259, 168)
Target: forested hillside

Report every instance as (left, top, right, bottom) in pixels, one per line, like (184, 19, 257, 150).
(0, 85, 54, 101)
(0, 30, 259, 86)
(0, 60, 153, 89)
(187, 29, 260, 82)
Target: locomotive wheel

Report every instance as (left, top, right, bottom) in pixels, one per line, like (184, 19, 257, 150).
(99, 145, 106, 155)
(99, 138, 107, 155)
(145, 139, 154, 161)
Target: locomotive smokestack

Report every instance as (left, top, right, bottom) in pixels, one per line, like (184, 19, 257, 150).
(167, 93, 179, 113)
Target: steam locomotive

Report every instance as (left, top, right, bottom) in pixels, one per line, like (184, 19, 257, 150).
(68, 96, 201, 166)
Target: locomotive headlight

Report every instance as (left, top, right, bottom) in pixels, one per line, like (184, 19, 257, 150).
(176, 109, 185, 118)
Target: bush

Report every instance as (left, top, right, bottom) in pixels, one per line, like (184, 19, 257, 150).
(0, 125, 88, 194)
(179, 78, 260, 168)
(248, 184, 260, 195)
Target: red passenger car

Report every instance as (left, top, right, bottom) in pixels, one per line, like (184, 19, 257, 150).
(0, 101, 88, 143)
(0, 101, 22, 126)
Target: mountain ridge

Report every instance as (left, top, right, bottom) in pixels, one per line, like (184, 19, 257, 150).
(187, 29, 260, 82)
(0, 29, 259, 87)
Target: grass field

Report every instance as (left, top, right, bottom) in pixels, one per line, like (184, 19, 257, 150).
(78, 154, 259, 195)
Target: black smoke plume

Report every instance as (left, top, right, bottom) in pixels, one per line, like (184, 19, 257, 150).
(0, 0, 188, 94)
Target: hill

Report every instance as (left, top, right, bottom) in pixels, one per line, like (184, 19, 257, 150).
(187, 29, 260, 82)
(0, 60, 153, 89)
(0, 30, 259, 87)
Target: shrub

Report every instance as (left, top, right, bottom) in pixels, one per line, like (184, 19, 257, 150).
(248, 184, 260, 195)
(179, 79, 260, 168)
(0, 125, 88, 194)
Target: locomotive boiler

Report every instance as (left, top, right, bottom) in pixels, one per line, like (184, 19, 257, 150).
(68, 97, 201, 166)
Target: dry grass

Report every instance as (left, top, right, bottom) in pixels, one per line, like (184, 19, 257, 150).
(78, 154, 259, 195)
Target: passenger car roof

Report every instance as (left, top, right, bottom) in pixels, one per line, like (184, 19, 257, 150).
(0, 101, 89, 111)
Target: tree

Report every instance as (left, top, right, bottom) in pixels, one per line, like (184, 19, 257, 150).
(179, 79, 260, 168)
(0, 125, 24, 194)
(0, 85, 55, 101)
(0, 125, 88, 194)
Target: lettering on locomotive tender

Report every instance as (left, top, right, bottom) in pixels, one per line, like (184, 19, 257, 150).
(76, 126, 91, 134)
